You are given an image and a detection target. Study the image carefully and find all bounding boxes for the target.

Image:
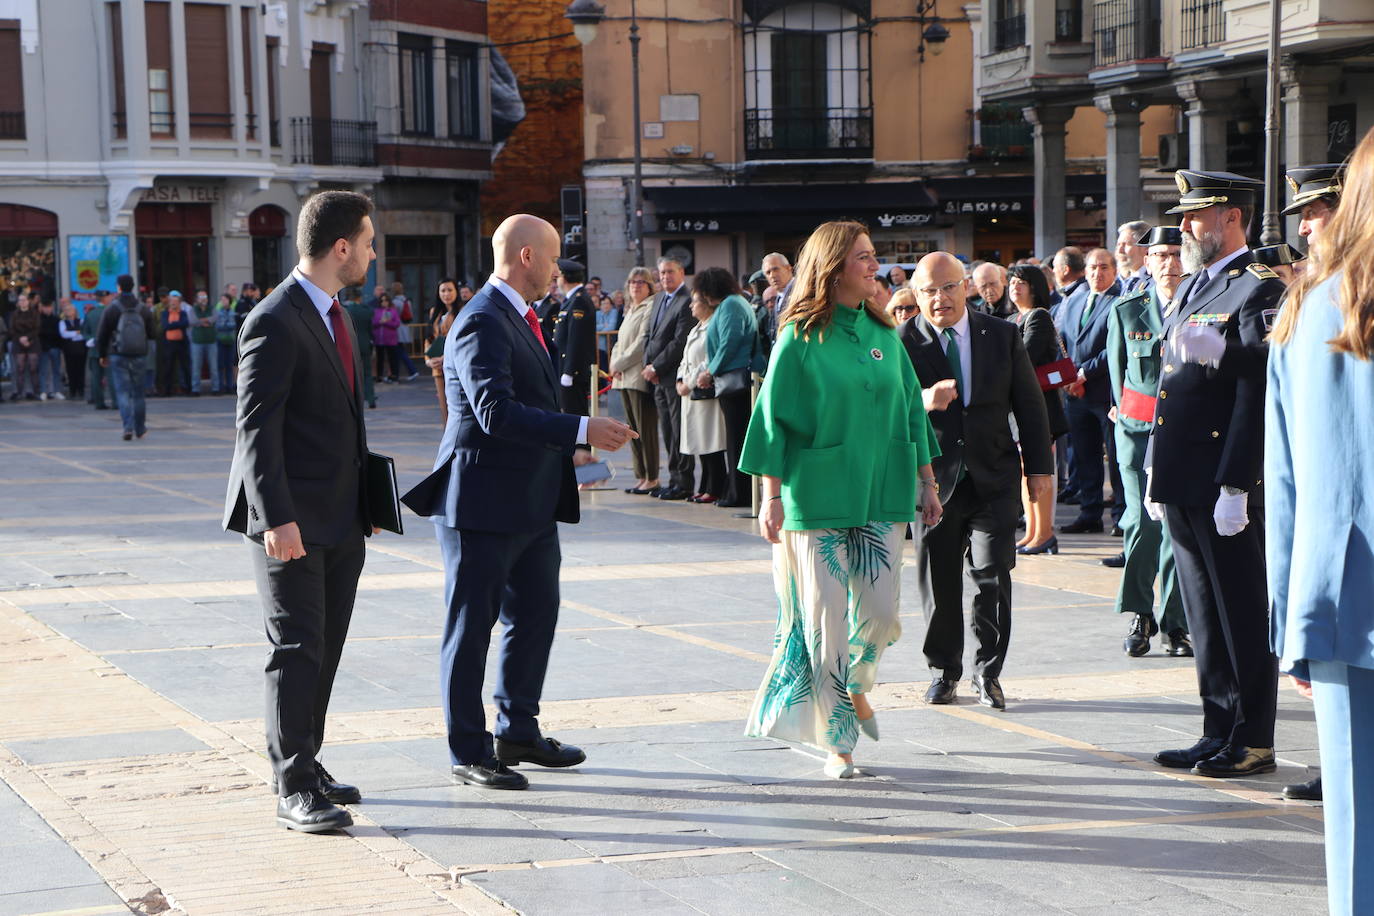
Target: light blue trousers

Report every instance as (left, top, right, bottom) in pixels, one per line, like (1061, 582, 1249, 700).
(1310, 659, 1374, 916)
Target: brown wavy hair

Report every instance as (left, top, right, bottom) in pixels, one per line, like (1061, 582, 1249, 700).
(781, 220, 893, 339)
(1272, 126, 1373, 356)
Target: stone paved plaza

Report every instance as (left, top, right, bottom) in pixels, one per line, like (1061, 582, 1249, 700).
(0, 384, 1327, 915)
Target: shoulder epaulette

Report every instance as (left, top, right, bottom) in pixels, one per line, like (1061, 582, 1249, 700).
(1247, 262, 1279, 281)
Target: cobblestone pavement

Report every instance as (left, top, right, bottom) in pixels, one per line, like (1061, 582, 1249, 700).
(0, 384, 1325, 915)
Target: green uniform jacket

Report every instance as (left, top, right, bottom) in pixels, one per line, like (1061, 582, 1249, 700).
(1106, 287, 1167, 470)
(740, 304, 940, 531)
(343, 300, 374, 351)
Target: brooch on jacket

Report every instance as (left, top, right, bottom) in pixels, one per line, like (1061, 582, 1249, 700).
(870, 348, 884, 360)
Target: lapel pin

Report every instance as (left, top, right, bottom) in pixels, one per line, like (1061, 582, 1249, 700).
(871, 348, 884, 360)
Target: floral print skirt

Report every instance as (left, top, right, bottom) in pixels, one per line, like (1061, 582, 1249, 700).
(746, 522, 904, 754)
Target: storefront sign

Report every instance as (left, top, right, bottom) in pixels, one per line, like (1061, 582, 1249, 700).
(661, 218, 721, 234)
(942, 200, 1024, 215)
(875, 212, 934, 227)
(139, 184, 223, 203)
(67, 235, 130, 301)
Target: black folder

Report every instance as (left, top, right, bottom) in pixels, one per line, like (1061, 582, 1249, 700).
(366, 451, 404, 535)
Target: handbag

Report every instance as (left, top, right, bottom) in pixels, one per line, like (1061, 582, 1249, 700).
(714, 367, 751, 396)
(1034, 327, 1076, 391)
(689, 384, 716, 400)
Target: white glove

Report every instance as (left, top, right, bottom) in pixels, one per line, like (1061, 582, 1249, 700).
(1143, 467, 1165, 522)
(1213, 488, 1249, 536)
(560, 374, 573, 388)
(1173, 323, 1226, 367)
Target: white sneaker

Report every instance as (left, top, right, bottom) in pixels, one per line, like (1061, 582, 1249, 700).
(53, 392, 66, 400)
(39, 392, 48, 400)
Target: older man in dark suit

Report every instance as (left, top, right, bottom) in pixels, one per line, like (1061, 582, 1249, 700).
(403, 215, 635, 790)
(224, 190, 376, 833)
(901, 252, 1053, 710)
(641, 256, 695, 500)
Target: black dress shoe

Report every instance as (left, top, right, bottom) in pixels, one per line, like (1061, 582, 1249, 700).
(971, 674, 1006, 710)
(658, 487, 689, 501)
(1101, 552, 1126, 568)
(1056, 490, 1079, 505)
(277, 790, 353, 833)
(496, 736, 586, 768)
(1154, 736, 1227, 769)
(1282, 774, 1322, 801)
(923, 676, 958, 705)
(1123, 613, 1158, 657)
(1061, 517, 1105, 534)
(1110, 525, 1124, 537)
(1192, 745, 1276, 778)
(452, 759, 529, 790)
(315, 763, 360, 805)
(1164, 630, 1194, 657)
(715, 499, 750, 508)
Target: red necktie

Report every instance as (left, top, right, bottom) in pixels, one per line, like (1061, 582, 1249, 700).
(523, 308, 549, 353)
(328, 299, 355, 393)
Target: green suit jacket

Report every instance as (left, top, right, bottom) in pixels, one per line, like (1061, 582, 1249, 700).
(1106, 286, 1168, 469)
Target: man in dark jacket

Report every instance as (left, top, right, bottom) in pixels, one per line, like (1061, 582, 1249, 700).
(96, 275, 157, 439)
(640, 256, 695, 500)
(552, 258, 596, 416)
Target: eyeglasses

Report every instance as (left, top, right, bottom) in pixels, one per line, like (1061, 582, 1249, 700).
(915, 281, 963, 299)
(891, 305, 918, 314)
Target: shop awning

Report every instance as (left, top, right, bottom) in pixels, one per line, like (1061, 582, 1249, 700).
(645, 182, 937, 234)
(928, 174, 1107, 214)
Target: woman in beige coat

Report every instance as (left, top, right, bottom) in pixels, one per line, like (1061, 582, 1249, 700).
(609, 267, 660, 494)
(676, 292, 727, 503)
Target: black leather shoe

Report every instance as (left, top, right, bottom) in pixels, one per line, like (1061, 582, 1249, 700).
(1101, 552, 1126, 568)
(1154, 736, 1226, 769)
(971, 674, 1006, 710)
(1110, 525, 1124, 537)
(1164, 630, 1194, 657)
(496, 736, 586, 768)
(315, 763, 360, 805)
(1057, 491, 1080, 505)
(276, 790, 353, 833)
(1061, 517, 1105, 534)
(923, 676, 958, 705)
(1123, 613, 1158, 657)
(658, 487, 689, 501)
(1282, 774, 1322, 801)
(452, 759, 529, 790)
(1192, 746, 1276, 778)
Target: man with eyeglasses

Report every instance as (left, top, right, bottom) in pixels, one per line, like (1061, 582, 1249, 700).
(900, 253, 1053, 711)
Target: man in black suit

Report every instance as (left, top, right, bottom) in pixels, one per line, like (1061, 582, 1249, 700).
(900, 252, 1054, 710)
(553, 258, 596, 416)
(223, 191, 376, 833)
(1060, 247, 1125, 534)
(640, 256, 695, 500)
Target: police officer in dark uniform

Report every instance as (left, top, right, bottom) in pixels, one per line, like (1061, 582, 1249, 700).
(532, 280, 561, 347)
(1283, 162, 1346, 246)
(553, 258, 596, 416)
(1146, 170, 1286, 779)
(1251, 242, 1305, 286)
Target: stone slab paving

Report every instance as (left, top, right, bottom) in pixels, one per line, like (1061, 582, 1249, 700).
(0, 385, 1326, 914)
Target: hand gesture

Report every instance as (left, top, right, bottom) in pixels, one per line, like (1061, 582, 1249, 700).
(696, 371, 712, 389)
(923, 379, 959, 412)
(1174, 324, 1225, 368)
(586, 417, 638, 451)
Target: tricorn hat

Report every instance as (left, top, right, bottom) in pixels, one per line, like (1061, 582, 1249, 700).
(1166, 169, 1263, 215)
(1136, 226, 1184, 247)
(556, 258, 586, 274)
(1251, 243, 1306, 267)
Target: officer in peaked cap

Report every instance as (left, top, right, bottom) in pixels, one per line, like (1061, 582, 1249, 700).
(1146, 169, 1287, 779)
(1283, 163, 1346, 244)
(552, 258, 597, 416)
(1104, 226, 1189, 658)
(1251, 243, 1306, 286)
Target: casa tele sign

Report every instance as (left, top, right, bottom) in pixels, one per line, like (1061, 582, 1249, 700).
(139, 185, 223, 203)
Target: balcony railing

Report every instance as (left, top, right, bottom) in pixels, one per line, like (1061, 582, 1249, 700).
(744, 108, 873, 160)
(993, 14, 1026, 50)
(1094, 0, 1162, 66)
(290, 117, 377, 167)
(1181, 0, 1224, 50)
(0, 111, 24, 140)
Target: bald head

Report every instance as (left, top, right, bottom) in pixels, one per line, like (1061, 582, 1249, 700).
(912, 252, 969, 329)
(492, 214, 560, 301)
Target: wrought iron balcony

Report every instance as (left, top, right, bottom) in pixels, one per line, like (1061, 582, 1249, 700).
(993, 14, 1026, 51)
(0, 111, 24, 140)
(744, 108, 873, 160)
(1181, 0, 1224, 50)
(1094, 0, 1162, 67)
(290, 117, 377, 168)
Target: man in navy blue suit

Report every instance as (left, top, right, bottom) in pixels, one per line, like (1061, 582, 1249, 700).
(1060, 247, 1124, 534)
(403, 215, 636, 790)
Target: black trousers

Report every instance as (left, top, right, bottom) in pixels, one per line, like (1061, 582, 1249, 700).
(1065, 397, 1125, 523)
(249, 531, 366, 796)
(653, 380, 694, 492)
(914, 476, 1018, 680)
(1165, 503, 1278, 748)
(560, 374, 589, 416)
(697, 451, 726, 497)
(717, 389, 752, 505)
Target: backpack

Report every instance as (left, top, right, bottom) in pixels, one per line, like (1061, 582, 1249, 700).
(114, 294, 148, 356)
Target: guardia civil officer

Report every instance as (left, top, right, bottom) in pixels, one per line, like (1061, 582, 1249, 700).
(1251, 243, 1306, 287)
(1145, 170, 1286, 779)
(552, 258, 597, 416)
(1105, 226, 1188, 659)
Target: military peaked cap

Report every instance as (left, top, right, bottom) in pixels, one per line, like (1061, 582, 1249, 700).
(1166, 169, 1263, 215)
(1282, 163, 1346, 216)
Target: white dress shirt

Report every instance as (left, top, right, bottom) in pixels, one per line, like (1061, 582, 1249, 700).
(487, 276, 589, 444)
(291, 267, 337, 342)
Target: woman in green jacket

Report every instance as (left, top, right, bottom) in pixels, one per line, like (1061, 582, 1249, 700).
(740, 220, 942, 779)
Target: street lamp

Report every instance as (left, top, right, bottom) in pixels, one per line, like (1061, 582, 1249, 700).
(1258, 0, 1283, 246)
(566, 0, 646, 268)
(916, 1, 949, 63)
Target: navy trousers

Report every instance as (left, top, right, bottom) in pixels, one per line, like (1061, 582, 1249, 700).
(1311, 660, 1374, 916)
(434, 521, 561, 765)
(1065, 396, 1125, 524)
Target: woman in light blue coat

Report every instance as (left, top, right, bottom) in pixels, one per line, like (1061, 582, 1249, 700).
(1266, 125, 1374, 916)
